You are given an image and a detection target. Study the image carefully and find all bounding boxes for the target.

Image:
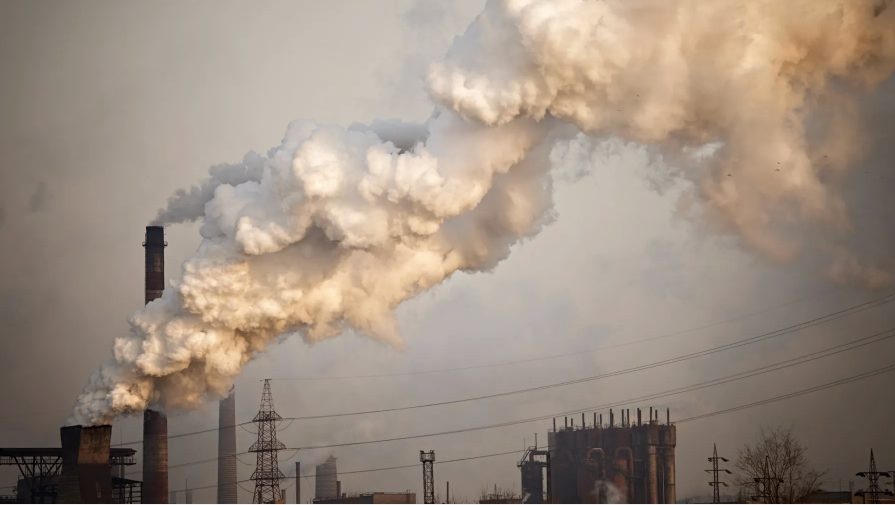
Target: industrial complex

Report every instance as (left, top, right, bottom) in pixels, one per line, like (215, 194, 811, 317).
(0, 226, 886, 504)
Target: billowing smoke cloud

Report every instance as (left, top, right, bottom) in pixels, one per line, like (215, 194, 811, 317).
(72, 0, 895, 424)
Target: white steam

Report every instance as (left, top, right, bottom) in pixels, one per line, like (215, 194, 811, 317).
(72, 0, 895, 424)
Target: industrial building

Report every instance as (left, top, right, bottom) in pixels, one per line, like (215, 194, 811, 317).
(311, 492, 416, 504)
(315, 456, 339, 501)
(0, 425, 140, 503)
(521, 407, 676, 504)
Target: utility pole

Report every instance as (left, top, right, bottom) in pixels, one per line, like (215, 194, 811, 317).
(251, 379, 286, 504)
(856, 449, 893, 504)
(420, 450, 435, 505)
(751, 456, 783, 504)
(705, 444, 731, 503)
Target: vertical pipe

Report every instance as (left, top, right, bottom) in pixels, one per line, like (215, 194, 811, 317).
(446, 481, 450, 504)
(295, 462, 301, 504)
(647, 445, 658, 504)
(217, 387, 237, 504)
(638, 409, 642, 426)
(593, 412, 597, 428)
(664, 446, 676, 504)
(581, 413, 585, 428)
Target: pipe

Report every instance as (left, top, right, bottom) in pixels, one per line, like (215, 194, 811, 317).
(647, 444, 658, 504)
(638, 408, 642, 426)
(664, 446, 676, 504)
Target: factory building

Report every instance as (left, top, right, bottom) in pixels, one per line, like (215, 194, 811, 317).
(0, 426, 140, 503)
(523, 408, 676, 504)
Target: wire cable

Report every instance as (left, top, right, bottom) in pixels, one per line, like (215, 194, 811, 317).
(154, 326, 895, 468)
(110, 291, 895, 447)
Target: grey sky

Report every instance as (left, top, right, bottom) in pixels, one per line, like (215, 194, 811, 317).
(1, 1, 893, 502)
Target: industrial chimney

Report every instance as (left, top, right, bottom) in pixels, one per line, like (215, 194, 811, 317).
(143, 226, 169, 503)
(58, 425, 114, 503)
(217, 386, 237, 504)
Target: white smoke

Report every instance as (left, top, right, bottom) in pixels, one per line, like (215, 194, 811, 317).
(72, 0, 895, 424)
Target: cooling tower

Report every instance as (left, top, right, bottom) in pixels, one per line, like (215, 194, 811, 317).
(142, 226, 169, 503)
(217, 386, 237, 504)
(315, 456, 338, 500)
(58, 425, 114, 503)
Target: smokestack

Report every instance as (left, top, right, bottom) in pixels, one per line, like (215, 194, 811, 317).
(295, 462, 301, 504)
(142, 226, 169, 503)
(217, 386, 237, 504)
(58, 425, 114, 503)
(315, 456, 338, 500)
(144, 225, 166, 304)
(143, 409, 169, 503)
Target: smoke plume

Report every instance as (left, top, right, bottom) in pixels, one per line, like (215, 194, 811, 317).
(72, 0, 895, 424)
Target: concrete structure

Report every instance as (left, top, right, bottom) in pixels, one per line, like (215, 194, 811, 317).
(547, 408, 676, 503)
(217, 387, 237, 504)
(57, 425, 114, 503)
(312, 492, 415, 504)
(143, 225, 169, 504)
(315, 456, 338, 500)
(143, 409, 169, 504)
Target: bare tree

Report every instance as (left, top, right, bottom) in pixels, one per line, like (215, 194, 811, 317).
(735, 426, 825, 503)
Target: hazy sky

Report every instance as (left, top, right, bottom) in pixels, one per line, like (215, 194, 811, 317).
(1, 1, 894, 502)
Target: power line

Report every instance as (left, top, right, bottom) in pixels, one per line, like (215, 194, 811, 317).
(269, 291, 828, 382)
(154, 326, 895, 469)
(164, 448, 525, 494)
(162, 360, 895, 494)
(112, 291, 894, 448)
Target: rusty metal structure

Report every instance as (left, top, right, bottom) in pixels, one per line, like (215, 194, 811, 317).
(142, 225, 169, 504)
(217, 387, 237, 504)
(547, 408, 676, 503)
(0, 441, 138, 503)
(519, 440, 550, 504)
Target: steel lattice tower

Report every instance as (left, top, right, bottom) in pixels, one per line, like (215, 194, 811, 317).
(420, 450, 435, 505)
(705, 443, 731, 503)
(857, 449, 893, 504)
(250, 380, 285, 504)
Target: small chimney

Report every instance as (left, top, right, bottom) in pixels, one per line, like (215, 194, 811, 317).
(58, 425, 113, 503)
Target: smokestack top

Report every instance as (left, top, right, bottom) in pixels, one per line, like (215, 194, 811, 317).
(144, 225, 166, 247)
